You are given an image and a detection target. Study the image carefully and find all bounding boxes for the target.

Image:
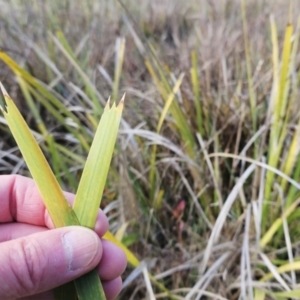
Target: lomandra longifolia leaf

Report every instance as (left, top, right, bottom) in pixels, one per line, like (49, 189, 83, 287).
(73, 96, 124, 228)
(0, 83, 79, 227)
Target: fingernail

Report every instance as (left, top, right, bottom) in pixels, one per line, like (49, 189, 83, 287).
(62, 227, 100, 271)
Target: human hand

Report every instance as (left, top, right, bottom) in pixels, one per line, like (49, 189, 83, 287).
(0, 175, 127, 300)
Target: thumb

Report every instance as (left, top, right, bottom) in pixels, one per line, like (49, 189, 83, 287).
(0, 226, 102, 299)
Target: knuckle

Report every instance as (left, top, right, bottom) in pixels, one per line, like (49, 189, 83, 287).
(9, 238, 47, 296)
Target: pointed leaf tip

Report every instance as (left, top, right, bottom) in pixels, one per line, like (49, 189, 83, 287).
(105, 96, 111, 110)
(0, 82, 8, 113)
(120, 93, 125, 103)
(117, 94, 125, 109)
(0, 82, 9, 97)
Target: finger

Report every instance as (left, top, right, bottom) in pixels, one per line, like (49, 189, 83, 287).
(0, 226, 102, 299)
(93, 210, 109, 237)
(0, 223, 47, 243)
(0, 175, 45, 224)
(98, 240, 127, 281)
(0, 215, 108, 244)
(12, 238, 125, 300)
(102, 277, 123, 300)
(0, 214, 108, 244)
(0, 175, 108, 235)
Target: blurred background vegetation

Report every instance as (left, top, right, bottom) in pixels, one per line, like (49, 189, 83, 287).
(1, 0, 300, 299)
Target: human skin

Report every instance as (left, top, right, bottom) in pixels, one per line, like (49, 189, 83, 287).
(0, 175, 127, 300)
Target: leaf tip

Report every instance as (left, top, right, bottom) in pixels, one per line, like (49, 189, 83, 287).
(105, 96, 111, 110)
(117, 93, 125, 109)
(120, 93, 126, 104)
(0, 82, 9, 97)
(0, 82, 8, 113)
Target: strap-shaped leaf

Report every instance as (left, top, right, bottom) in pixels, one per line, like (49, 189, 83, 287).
(0, 83, 79, 227)
(73, 97, 124, 299)
(73, 97, 124, 228)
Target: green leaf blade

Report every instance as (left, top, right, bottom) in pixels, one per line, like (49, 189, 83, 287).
(74, 269, 106, 300)
(73, 97, 124, 228)
(0, 83, 79, 228)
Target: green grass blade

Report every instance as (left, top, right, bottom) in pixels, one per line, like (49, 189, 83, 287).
(0, 83, 79, 227)
(73, 97, 124, 227)
(17, 76, 63, 185)
(260, 198, 300, 248)
(72, 97, 124, 299)
(263, 22, 293, 226)
(276, 23, 293, 125)
(74, 269, 105, 300)
(149, 73, 184, 204)
(52, 31, 103, 115)
(241, 0, 257, 132)
(145, 59, 196, 156)
(0, 51, 92, 152)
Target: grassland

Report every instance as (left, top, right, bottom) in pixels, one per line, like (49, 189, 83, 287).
(1, 0, 300, 299)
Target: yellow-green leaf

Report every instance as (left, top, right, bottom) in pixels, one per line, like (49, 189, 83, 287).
(0, 83, 79, 228)
(73, 97, 124, 228)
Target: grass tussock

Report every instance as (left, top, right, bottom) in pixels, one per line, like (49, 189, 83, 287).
(1, 0, 300, 299)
